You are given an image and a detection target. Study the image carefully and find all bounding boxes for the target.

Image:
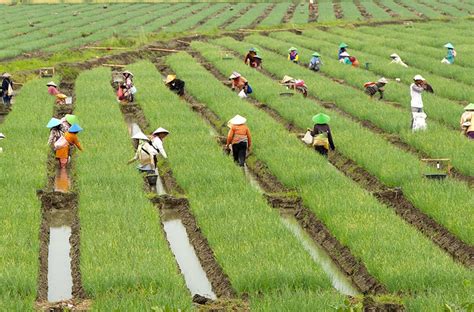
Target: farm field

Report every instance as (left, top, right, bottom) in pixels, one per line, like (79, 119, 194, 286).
(0, 0, 473, 311)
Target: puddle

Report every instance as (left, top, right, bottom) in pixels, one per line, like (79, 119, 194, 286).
(154, 172, 166, 195)
(48, 225, 73, 302)
(162, 217, 216, 300)
(54, 168, 71, 193)
(243, 165, 264, 193)
(280, 214, 360, 296)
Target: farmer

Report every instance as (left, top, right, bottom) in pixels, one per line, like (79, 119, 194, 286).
(122, 70, 136, 102)
(309, 113, 335, 157)
(46, 118, 63, 148)
(288, 47, 299, 63)
(151, 128, 169, 168)
(339, 52, 351, 64)
(128, 132, 158, 169)
(460, 103, 474, 139)
(164, 74, 185, 96)
(244, 48, 258, 66)
(308, 52, 323, 72)
(441, 43, 456, 64)
(364, 77, 388, 100)
(1, 73, 13, 109)
(251, 55, 262, 69)
(0, 133, 5, 153)
(55, 124, 83, 169)
(47, 81, 60, 96)
(226, 114, 251, 167)
(229, 72, 252, 98)
(281, 75, 308, 97)
(338, 43, 348, 60)
(390, 53, 408, 68)
(410, 75, 428, 130)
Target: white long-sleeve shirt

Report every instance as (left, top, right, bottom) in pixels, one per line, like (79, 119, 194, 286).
(390, 57, 408, 68)
(410, 83, 424, 108)
(152, 137, 167, 159)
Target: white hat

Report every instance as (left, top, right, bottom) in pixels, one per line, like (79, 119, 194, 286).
(122, 70, 134, 77)
(378, 77, 388, 84)
(46, 81, 57, 87)
(413, 74, 424, 81)
(281, 75, 294, 83)
(132, 132, 149, 141)
(340, 52, 350, 57)
(0, 133, 5, 139)
(2, 72, 11, 78)
(229, 71, 241, 79)
(390, 53, 399, 58)
(228, 114, 247, 125)
(152, 127, 170, 135)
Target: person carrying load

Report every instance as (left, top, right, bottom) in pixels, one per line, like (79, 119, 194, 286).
(309, 52, 323, 72)
(309, 113, 335, 157)
(151, 127, 169, 168)
(54, 124, 83, 169)
(226, 115, 251, 167)
(460, 103, 474, 140)
(229, 72, 252, 98)
(281, 75, 308, 97)
(389, 53, 408, 68)
(46, 118, 64, 149)
(338, 43, 348, 60)
(1, 73, 13, 109)
(288, 47, 299, 63)
(128, 131, 158, 169)
(164, 74, 185, 96)
(441, 43, 456, 64)
(364, 78, 388, 100)
(244, 48, 258, 66)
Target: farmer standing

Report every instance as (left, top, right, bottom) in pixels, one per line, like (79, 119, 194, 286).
(309, 113, 335, 157)
(151, 127, 169, 168)
(460, 103, 474, 139)
(1, 73, 14, 109)
(55, 124, 83, 169)
(309, 52, 323, 71)
(364, 78, 388, 100)
(389, 53, 408, 67)
(410, 75, 428, 131)
(288, 47, 299, 63)
(164, 75, 185, 96)
(226, 115, 251, 167)
(441, 43, 456, 64)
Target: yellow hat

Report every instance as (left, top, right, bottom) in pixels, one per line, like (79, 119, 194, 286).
(56, 93, 68, 99)
(164, 75, 176, 84)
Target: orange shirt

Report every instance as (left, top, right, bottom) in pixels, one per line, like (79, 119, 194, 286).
(226, 124, 251, 147)
(232, 77, 247, 91)
(55, 132, 82, 159)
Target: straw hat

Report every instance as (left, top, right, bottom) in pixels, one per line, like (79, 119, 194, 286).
(229, 71, 241, 79)
(288, 47, 298, 52)
(132, 132, 150, 141)
(312, 113, 330, 124)
(164, 75, 176, 84)
(413, 74, 425, 81)
(378, 77, 388, 84)
(56, 93, 68, 99)
(312, 52, 321, 57)
(122, 70, 134, 77)
(339, 43, 348, 48)
(444, 43, 454, 49)
(0, 133, 5, 139)
(228, 114, 247, 125)
(65, 114, 79, 125)
(281, 75, 294, 83)
(46, 81, 57, 87)
(390, 53, 399, 58)
(2, 72, 11, 78)
(46, 118, 61, 129)
(69, 124, 83, 133)
(152, 127, 170, 135)
(339, 51, 350, 57)
(464, 103, 474, 111)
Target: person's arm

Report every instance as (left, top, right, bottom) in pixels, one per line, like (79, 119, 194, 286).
(412, 84, 424, 93)
(226, 127, 235, 146)
(310, 124, 317, 136)
(295, 54, 299, 62)
(327, 128, 335, 150)
(153, 139, 167, 158)
(378, 88, 384, 100)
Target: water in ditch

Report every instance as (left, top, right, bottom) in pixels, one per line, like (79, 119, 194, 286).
(243, 165, 264, 193)
(47, 225, 73, 302)
(54, 168, 71, 193)
(280, 214, 360, 296)
(162, 214, 217, 300)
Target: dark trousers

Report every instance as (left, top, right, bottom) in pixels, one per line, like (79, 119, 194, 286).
(232, 141, 247, 167)
(314, 146, 328, 157)
(2, 96, 11, 107)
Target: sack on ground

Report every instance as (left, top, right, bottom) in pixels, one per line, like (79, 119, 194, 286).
(238, 90, 247, 98)
(302, 130, 313, 145)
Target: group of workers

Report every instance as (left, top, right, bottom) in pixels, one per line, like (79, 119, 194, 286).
(117, 71, 137, 103)
(46, 114, 83, 169)
(128, 127, 169, 171)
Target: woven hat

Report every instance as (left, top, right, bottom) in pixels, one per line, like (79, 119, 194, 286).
(229, 71, 241, 79)
(390, 53, 399, 58)
(413, 74, 424, 81)
(122, 70, 134, 77)
(249, 47, 259, 52)
(65, 114, 78, 125)
(0, 133, 5, 139)
(56, 93, 67, 99)
(46, 118, 61, 129)
(2, 72, 11, 78)
(312, 52, 320, 57)
(152, 127, 170, 135)
(69, 124, 83, 133)
(228, 114, 247, 125)
(312, 113, 330, 124)
(46, 81, 57, 87)
(444, 43, 454, 49)
(339, 42, 348, 48)
(288, 47, 298, 52)
(464, 103, 474, 111)
(132, 132, 150, 141)
(281, 75, 294, 83)
(378, 77, 388, 84)
(164, 75, 176, 84)
(340, 51, 350, 57)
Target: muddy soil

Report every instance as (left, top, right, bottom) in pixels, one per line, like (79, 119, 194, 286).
(333, 0, 344, 19)
(373, 0, 401, 18)
(281, 3, 296, 23)
(354, 0, 374, 19)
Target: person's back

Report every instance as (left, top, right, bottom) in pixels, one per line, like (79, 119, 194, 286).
(170, 79, 185, 95)
(410, 83, 424, 109)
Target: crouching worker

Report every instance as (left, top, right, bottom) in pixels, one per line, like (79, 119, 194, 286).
(229, 72, 252, 98)
(226, 115, 251, 167)
(164, 75, 185, 96)
(281, 75, 308, 97)
(288, 47, 299, 63)
(128, 132, 158, 169)
(460, 103, 474, 140)
(441, 43, 456, 64)
(151, 127, 169, 167)
(244, 48, 258, 66)
(390, 53, 408, 68)
(55, 93, 68, 105)
(54, 124, 83, 169)
(309, 113, 335, 157)
(251, 55, 262, 69)
(364, 77, 388, 100)
(309, 52, 323, 72)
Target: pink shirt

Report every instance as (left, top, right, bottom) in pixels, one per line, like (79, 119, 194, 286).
(48, 86, 59, 96)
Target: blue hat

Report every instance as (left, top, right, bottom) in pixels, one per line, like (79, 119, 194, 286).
(69, 124, 83, 133)
(46, 118, 61, 129)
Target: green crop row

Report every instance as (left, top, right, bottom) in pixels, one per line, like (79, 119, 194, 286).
(316, 0, 338, 22)
(290, 2, 309, 24)
(165, 3, 227, 33)
(127, 60, 346, 308)
(258, 2, 288, 26)
(171, 47, 474, 310)
(74, 67, 191, 310)
(397, 0, 442, 18)
(378, 0, 418, 18)
(225, 3, 271, 30)
(0, 78, 52, 310)
(195, 3, 249, 31)
(339, 1, 364, 20)
(359, 1, 392, 19)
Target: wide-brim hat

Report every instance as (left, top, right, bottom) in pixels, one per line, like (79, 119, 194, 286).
(132, 132, 150, 141)
(390, 53, 399, 58)
(288, 47, 298, 52)
(229, 71, 241, 79)
(444, 43, 454, 49)
(164, 74, 176, 84)
(2, 72, 11, 78)
(339, 42, 348, 48)
(413, 74, 425, 81)
(46, 81, 57, 87)
(122, 70, 134, 77)
(249, 47, 259, 52)
(312, 113, 330, 124)
(340, 52, 350, 57)
(281, 75, 294, 83)
(378, 77, 388, 84)
(152, 127, 170, 135)
(228, 114, 246, 125)
(464, 103, 474, 111)
(0, 133, 5, 139)
(56, 93, 68, 99)
(69, 124, 83, 133)
(312, 52, 320, 57)
(65, 114, 78, 125)
(46, 117, 61, 129)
